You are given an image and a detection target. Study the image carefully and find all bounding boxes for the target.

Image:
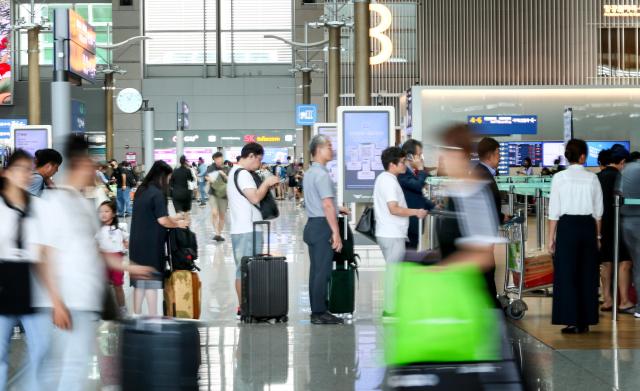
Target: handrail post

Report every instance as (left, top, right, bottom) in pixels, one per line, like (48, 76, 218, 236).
(613, 194, 622, 322)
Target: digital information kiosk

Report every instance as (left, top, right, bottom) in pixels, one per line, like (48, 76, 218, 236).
(9, 125, 53, 157)
(337, 106, 395, 205)
(313, 123, 338, 185)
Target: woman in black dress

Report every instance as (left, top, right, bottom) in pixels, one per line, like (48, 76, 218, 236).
(129, 161, 189, 315)
(170, 155, 195, 213)
(597, 145, 633, 312)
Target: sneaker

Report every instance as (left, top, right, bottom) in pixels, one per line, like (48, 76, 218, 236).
(311, 312, 344, 325)
(634, 312, 640, 319)
(213, 235, 225, 242)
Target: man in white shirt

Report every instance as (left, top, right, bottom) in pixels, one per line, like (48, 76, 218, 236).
(33, 135, 153, 389)
(373, 147, 427, 317)
(227, 143, 279, 314)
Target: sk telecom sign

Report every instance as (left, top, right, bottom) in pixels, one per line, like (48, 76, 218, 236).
(244, 135, 281, 143)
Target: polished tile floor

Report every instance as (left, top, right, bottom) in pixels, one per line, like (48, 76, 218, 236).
(6, 199, 640, 390)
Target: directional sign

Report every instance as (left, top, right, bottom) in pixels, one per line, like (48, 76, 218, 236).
(468, 115, 538, 135)
(296, 104, 317, 126)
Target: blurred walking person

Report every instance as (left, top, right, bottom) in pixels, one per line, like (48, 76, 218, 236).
(129, 160, 190, 316)
(548, 139, 603, 334)
(28, 148, 63, 197)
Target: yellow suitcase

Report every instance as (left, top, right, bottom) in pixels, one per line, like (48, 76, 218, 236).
(164, 270, 201, 319)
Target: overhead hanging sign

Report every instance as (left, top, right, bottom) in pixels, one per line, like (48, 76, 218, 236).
(468, 115, 538, 135)
(369, 3, 393, 65)
(296, 104, 317, 126)
(603, 4, 640, 17)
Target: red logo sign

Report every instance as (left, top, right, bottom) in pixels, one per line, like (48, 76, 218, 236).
(243, 135, 256, 142)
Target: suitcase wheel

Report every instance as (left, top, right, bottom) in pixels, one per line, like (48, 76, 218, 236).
(276, 316, 288, 323)
(506, 299, 527, 320)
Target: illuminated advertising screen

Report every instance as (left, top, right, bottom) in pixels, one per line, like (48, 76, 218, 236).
(317, 125, 338, 184)
(224, 147, 243, 163)
(68, 9, 96, 53)
(154, 147, 214, 167)
(542, 142, 567, 167)
(69, 41, 96, 82)
(586, 140, 630, 167)
(263, 147, 288, 164)
(468, 115, 538, 135)
(0, 119, 27, 141)
(0, 0, 12, 105)
(343, 111, 390, 190)
(14, 128, 49, 156)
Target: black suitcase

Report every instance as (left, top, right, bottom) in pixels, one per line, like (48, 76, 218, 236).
(241, 221, 289, 323)
(120, 317, 201, 391)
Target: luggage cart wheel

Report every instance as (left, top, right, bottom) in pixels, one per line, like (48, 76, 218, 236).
(507, 300, 527, 320)
(497, 295, 510, 310)
(277, 316, 288, 323)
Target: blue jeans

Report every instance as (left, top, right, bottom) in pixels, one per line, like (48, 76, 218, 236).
(231, 232, 264, 279)
(0, 311, 51, 391)
(116, 187, 131, 216)
(198, 180, 208, 203)
(40, 311, 99, 391)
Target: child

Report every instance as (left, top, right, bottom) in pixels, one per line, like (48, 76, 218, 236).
(97, 201, 129, 317)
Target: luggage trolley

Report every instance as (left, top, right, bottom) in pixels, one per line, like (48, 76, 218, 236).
(497, 215, 553, 320)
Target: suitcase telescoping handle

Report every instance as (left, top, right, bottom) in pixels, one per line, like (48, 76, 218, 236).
(253, 221, 271, 256)
(418, 217, 423, 252)
(343, 215, 348, 241)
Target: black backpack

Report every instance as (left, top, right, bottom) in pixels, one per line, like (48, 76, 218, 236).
(126, 170, 137, 188)
(168, 228, 199, 271)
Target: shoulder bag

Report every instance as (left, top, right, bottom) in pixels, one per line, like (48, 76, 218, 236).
(234, 169, 279, 220)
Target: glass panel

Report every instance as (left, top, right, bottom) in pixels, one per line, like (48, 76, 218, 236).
(220, 0, 291, 31)
(145, 32, 205, 64)
(91, 4, 112, 23)
(204, 32, 217, 63)
(74, 4, 89, 19)
(145, 0, 204, 31)
(221, 31, 291, 63)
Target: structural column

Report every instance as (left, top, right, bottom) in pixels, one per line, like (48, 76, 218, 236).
(27, 27, 41, 124)
(51, 28, 70, 157)
(105, 72, 114, 161)
(327, 26, 341, 122)
(142, 101, 155, 172)
(354, 0, 370, 106)
(302, 70, 312, 169)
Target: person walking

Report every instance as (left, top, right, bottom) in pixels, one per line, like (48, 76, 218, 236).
(374, 146, 427, 317)
(28, 148, 63, 197)
(618, 148, 640, 318)
(597, 146, 633, 313)
(197, 157, 208, 206)
(303, 135, 348, 325)
(0, 150, 62, 391)
(398, 139, 434, 249)
(32, 135, 153, 390)
(548, 139, 603, 334)
(170, 156, 195, 214)
(206, 152, 229, 242)
(227, 143, 279, 316)
(129, 160, 190, 316)
(113, 161, 131, 217)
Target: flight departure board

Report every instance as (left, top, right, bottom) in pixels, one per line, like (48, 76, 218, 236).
(497, 141, 543, 176)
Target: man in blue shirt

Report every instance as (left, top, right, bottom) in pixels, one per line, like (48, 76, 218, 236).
(398, 139, 434, 249)
(27, 149, 63, 197)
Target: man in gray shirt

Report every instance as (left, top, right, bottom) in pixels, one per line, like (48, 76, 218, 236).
(618, 159, 640, 318)
(303, 135, 345, 325)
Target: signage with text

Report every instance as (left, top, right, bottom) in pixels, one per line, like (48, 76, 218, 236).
(0, 119, 27, 140)
(296, 104, 317, 126)
(468, 115, 537, 135)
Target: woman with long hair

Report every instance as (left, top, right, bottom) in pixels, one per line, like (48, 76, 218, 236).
(129, 161, 189, 315)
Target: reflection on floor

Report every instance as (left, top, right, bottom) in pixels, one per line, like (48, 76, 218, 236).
(6, 200, 640, 390)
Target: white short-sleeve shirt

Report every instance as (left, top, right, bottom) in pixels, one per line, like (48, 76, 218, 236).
(373, 171, 409, 239)
(227, 166, 263, 234)
(548, 165, 604, 221)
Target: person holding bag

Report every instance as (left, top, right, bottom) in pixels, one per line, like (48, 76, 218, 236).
(207, 152, 229, 242)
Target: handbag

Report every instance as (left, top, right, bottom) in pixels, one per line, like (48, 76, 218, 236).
(234, 168, 279, 220)
(355, 206, 376, 241)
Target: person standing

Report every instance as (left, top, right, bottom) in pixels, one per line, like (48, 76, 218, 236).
(113, 162, 130, 217)
(197, 157, 208, 206)
(548, 139, 603, 334)
(170, 155, 195, 214)
(473, 137, 506, 224)
(303, 135, 347, 325)
(227, 143, 279, 315)
(129, 160, 190, 316)
(28, 148, 63, 197)
(398, 139, 434, 249)
(597, 146, 633, 313)
(618, 148, 640, 318)
(374, 147, 427, 317)
(207, 152, 229, 242)
(286, 156, 296, 199)
(32, 136, 153, 390)
(518, 157, 534, 176)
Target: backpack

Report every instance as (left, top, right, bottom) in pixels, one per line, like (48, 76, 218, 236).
(125, 170, 137, 188)
(168, 228, 199, 271)
(234, 168, 279, 220)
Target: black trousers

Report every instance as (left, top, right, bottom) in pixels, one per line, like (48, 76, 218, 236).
(304, 218, 334, 314)
(552, 215, 599, 327)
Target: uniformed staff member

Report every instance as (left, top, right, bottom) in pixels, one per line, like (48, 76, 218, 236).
(303, 135, 348, 325)
(548, 139, 603, 334)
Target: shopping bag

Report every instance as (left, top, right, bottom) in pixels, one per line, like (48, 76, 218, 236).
(385, 262, 500, 365)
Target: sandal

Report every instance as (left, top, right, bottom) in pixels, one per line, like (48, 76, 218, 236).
(600, 305, 613, 312)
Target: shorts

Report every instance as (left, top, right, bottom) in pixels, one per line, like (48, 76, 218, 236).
(231, 232, 264, 279)
(209, 194, 228, 212)
(106, 252, 124, 286)
(130, 278, 163, 289)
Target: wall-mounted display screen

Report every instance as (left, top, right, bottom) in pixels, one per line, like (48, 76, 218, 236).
(154, 147, 214, 167)
(317, 125, 338, 184)
(586, 140, 631, 167)
(0, 119, 27, 141)
(68, 9, 96, 53)
(68, 41, 96, 82)
(542, 142, 567, 167)
(468, 115, 538, 135)
(506, 142, 543, 167)
(343, 111, 390, 190)
(14, 128, 49, 156)
(263, 147, 288, 164)
(0, 0, 13, 105)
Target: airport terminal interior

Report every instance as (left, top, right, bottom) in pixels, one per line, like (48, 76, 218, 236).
(2, 0, 640, 390)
